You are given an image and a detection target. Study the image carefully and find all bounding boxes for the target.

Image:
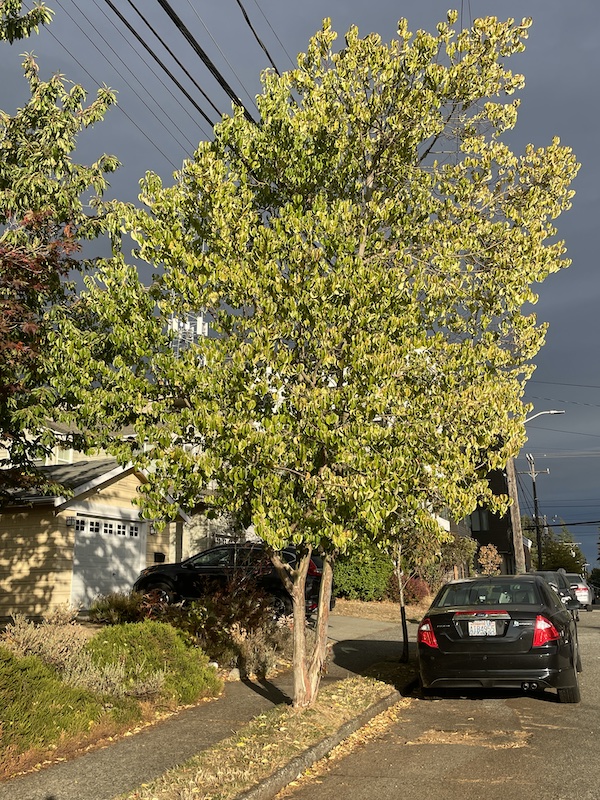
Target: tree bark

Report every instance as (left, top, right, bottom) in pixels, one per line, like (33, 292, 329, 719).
(288, 551, 334, 708)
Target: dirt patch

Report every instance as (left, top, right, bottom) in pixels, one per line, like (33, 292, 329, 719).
(405, 728, 531, 749)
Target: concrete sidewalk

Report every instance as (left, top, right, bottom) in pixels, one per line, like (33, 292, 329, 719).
(0, 616, 414, 800)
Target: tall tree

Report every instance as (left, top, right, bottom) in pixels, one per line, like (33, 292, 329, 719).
(51, 13, 578, 707)
(0, 1, 118, 495)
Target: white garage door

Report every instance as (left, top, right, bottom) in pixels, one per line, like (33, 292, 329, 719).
(71, 516, 146, 608)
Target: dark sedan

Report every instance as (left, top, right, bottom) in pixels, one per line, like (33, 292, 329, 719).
(417, 575, 581, 703)
(133, 542, 327, 616)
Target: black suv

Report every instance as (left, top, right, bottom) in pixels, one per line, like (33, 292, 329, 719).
(133, 543, 329, 615)
(528, 570, 580, 619)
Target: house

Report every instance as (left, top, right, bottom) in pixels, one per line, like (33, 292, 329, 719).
(0, 458, 188, 620)
(467, 469, 532, 573)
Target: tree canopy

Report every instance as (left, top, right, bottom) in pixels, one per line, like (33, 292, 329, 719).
(50, 13, 578, 705)
(0, 0, 118, 494)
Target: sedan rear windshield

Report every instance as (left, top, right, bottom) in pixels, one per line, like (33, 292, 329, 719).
(437, 581, 541, 607)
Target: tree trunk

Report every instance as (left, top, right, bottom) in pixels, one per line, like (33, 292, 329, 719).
(272, 547, 335, 708)
(393, 544, 410, 663)
(290, 552, 334, 708)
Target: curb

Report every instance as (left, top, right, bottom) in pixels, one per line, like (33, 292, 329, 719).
(234, 689, 403, 800)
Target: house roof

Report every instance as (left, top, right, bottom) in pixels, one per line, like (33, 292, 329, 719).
(2, 458, 133, 504)
(4, 458, 190, 523)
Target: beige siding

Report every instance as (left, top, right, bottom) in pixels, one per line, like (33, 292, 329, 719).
(0, 509, 75, 619)
(145, 522, 172, 566)
(87, 473, 143, 509)
(0, 470, 187, 617)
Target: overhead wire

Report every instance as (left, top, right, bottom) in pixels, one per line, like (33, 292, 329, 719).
(115, 0, 221, 127)
(529, 380, 600, 390)
(91, 0, 212, 138)
(527, 393, 600, 410)
(250, 0, 296, 69)
(39, 16, 179, 171)
(154, 0, 257, 124)
(233, 0, 280, 76)
(59, 0, 199, 152)
(183, 0, 258, 108)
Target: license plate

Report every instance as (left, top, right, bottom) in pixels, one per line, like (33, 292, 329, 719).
(468, 619, 497, 637)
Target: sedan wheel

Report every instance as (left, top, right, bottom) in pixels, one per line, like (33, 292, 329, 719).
(557, 667, 581, 704)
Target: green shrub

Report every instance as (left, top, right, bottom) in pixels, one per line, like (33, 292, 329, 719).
(334, 547, 395, 601)
(2, 614, 167, 699)
(87, 582, 295, 677)
(0, 646, 139, 754)
(85, 621, 222, 705)
(88, 591, 147, 624)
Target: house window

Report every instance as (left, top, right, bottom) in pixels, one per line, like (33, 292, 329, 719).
(470, 509, 490, 533)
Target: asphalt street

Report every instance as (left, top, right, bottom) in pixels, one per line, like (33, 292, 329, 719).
(277, 611, 600, 800)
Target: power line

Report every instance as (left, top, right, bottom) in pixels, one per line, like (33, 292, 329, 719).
(90, 0, 209, 136)
(250, 0, 296, 69)
(183, 0, 258, 108)
(528, 393, 600, 410)
(521, 425, 600, 439)
(529, 380, 600, 390)
(41, 21, 179, 171)
(234, 0, 280, 76)
(56, 0, 196, 154)
(154, 0, 257, 124)
(101, 0, 216, 132)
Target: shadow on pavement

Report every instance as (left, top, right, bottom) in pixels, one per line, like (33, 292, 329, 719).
(330, 639, 419, 695)
(241, 677, 292, 705)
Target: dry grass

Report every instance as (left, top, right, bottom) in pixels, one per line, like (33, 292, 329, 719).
(332, 598, 431, 623)
(120, 675, 412, 800)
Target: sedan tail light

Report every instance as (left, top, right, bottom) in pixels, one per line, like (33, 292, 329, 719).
(532, 615, 560, 647)
(417, 618, 439, 649)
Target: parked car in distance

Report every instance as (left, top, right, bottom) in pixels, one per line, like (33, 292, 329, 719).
(565, 573, 594, 612)
(527, 570, 579, 617)
(417, 575, 581, 703)
(133, 543, 330, 616)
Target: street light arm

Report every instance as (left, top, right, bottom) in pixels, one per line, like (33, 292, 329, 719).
(524, 410, 565, 423)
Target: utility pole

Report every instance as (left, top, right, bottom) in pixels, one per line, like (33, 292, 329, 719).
(508, 410, 564, 573)
(526, 453, 549, 569)
(506, 458, 526, 574)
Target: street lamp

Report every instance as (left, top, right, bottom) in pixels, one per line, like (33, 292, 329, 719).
(525, 410, 565, 424)
(507, 409, 565, 573)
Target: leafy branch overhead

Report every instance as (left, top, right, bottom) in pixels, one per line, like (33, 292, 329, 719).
(0, 0, 118, 491)
(50, 12, 578, 706)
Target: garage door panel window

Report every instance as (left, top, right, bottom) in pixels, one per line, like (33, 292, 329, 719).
(74, 518, 102, 534)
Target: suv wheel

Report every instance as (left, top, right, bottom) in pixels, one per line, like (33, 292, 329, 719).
(142, 583, 177, 604)
(269, 594, 293, 619)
